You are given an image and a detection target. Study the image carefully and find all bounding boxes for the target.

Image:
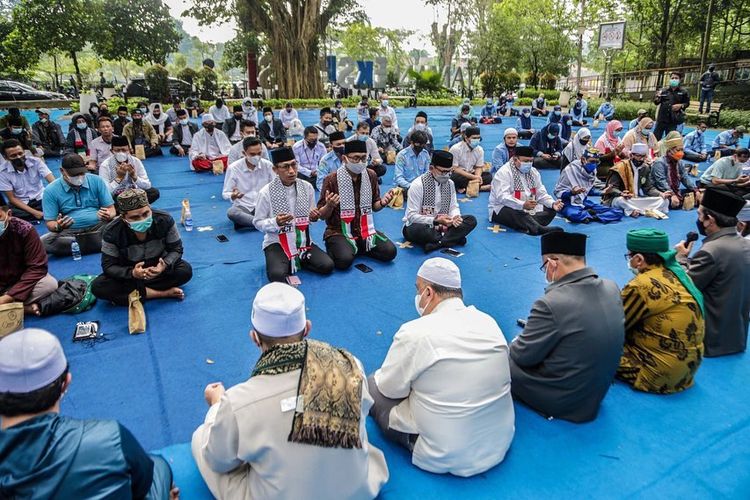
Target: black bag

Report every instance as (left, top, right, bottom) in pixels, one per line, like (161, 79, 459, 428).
(36, 275, 97, 317)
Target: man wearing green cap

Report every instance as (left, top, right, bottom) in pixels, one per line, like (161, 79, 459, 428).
(617, 229, 705, 393)
(675, 188, 750, 357)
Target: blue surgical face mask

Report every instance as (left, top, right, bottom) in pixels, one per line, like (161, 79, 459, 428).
(76, 122, 87, 130)
(470, 138, 481, 148)
(518, 162, 532, 174)
(0, 217, 7, 237)
(584, 161, 598, 174)
(547, 133, 556, 140)
(358, 134, 368, 142)
(566, 120, 572, 126)
(669, 78, 680, 87)
(554, 110, 561, 116)
(11, 127, 23, 135)
(128, 215, 153, 233)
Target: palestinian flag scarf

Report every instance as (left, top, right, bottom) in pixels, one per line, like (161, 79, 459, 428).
(336, 166, 383, 251)
(269, 177, 313, 273)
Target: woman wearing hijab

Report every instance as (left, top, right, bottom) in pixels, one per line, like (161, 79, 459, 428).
(560, 113, 574, 142)
(547, 105, 563, 125)
(594, 119, 624, 180)
(656, 130, 682, 158)
(621, 117, 659, 160)
(562, 127, 591, 169)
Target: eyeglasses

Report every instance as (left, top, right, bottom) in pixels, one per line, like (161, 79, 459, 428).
(539, 259, 549, 271)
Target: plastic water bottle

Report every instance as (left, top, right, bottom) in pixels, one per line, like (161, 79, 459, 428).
(184, 210, 193, 232)
(71, 241, 82, 261)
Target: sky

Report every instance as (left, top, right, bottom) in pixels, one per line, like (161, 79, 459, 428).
(164, 0, 437, 51)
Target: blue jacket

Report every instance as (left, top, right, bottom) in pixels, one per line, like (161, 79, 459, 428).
(491, 143, 513, 174)
(0, 413, 169, 500)
(683, 130, 707, 155)
(530, 127, 563, 156)
(650, 157, 696, 192)
(594, 102, 615, 120)
(393, 146, 431, 189)
(517, 114, 532, 131)
(317, 151, 341, 191)
(712, 130, 740, 149)
(481, 104, 497, 118)
(571, 99, 588, 121)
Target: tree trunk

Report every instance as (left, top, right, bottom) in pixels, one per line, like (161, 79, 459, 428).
(70, 50, 82, 89)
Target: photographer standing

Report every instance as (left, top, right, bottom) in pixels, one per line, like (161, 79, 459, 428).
(653, 71, 690, 140)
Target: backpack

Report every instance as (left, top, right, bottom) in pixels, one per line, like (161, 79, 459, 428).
(37, 274, 98, 317)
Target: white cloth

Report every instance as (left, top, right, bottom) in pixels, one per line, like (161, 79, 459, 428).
(179, 124, 193, 146)
(449, 141, 484, 171)
(488, 161, 554, 219)
(373, 298, 515, 477)
(189, 129, 231, 160)
(229, 119, 243, 142)
(346, 136, 382, 164)
(378, 105, 399, 132)
(612, 196, 669, 216)
(221, 158, 275, 213)
(228, 140, 270, 165)
(404, 175, 459, 226)
(279, 108, 298, 128)
(561, 128, 591, 164)
(253, 179, 316, 250)
(192, 359, 388, 500)
(208, 105, 231, 123)
(0, 156, 51, 203)
(99, 155, 152, 191)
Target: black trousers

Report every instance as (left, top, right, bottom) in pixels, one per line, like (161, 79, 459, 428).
(518, 130, 533, 139)
(683, 151, 706, 163)
(402, 215, 477, 250)
(263, 243, 334, 282)
(325, 233, 397, 270)
(653, 121, 677, 141)
(11, 198, 43, 222)
(91, 260, 193, 306)
(169, 145, 191, 156)
(451, 171, 492, 191)
(366, 374, 418, 452)
(533, 156, 562, 170)
(144, 144, 163, 158)
(491, 206, 557, 235)
(368, 164, 387, 178)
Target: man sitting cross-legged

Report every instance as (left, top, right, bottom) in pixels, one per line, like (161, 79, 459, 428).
(92, 188, 192, 306)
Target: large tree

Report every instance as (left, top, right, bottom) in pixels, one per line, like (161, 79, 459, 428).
(92, 0, 180, 65)
(189, 0, 358, 97)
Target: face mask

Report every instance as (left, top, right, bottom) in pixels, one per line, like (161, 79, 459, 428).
(91, 107, 98, 113)
(113, 152, 129, 163)
(264, 115, 273, 122)
(345, 161, 367, 175)
(77, 122, 88, 130)
(382, 126, 392, 133)
(669, 79, 680, 87)
(696, 129, 704, 136)
(696, 218, 707, 236)
(470, 138, 481, 148)
(518, 162, 532, 174)
(642, 128, 652, 136)
(627, 261, 639, 275)
(523, 112, 530, 117)
(128, 215, 153, 233)
(11, 157, 25, 170)
(544, 261, 557, 285)
(671, 150, 685, 161)
(554, 111, 561, 116)
(180, 118, 189, 125)
(413, 146, 424, 155)
(358, 135, 368, 142)
(40, 118, 48, 123)
(133, 118, 142, 124)
(333, 146, 345, 156)
(566, 120, 572, 126)
(414, 123, 426, 131)
(306, 140, 317, 148)
(66, 174, 85, 187)
(579, 138, 590, 145)
(216, 101, 223, 108)
(414, 289, 427, 316)
(584, 161, 598, 174)
(547, 133, 556, 140)
(631, 158, 644, 168)
(434, 172, 450, 184)
(286, 108, 292, 113)
(204, 124, 214, 132)
(461, 113, 469, 119)
(11, 127, 23, 135)
(247, 155, 261, 166)
(382, 100, 389, 107)
(139, 108, 148, 114)
(0, 218, 6, 238)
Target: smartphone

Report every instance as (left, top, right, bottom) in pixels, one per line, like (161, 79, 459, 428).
(216, 234, 229, 243)
(441, 248, 464, 257)
(354, 263, 373, 273)
(286, 275, 302, 286)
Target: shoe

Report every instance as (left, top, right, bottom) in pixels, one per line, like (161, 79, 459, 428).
(424, 242, 440, 253)
(537, 226, 564, 235)
(457, 237, 467, 246)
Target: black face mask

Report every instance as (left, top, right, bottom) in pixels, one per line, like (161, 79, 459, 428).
(696, 217, 707, 236)
(216, 101, 223, 108)
(333, 146, 344, 156)
(578, 138, 589, 146)
(413, 146, 424, 155)
(11, 157, 25, 170)
(204, 124, 215, 132)
(133, 118, 142, 124)
(322, 120, 332, 126)
(306, 140, 317, 148)
(631, 158, 643, 168)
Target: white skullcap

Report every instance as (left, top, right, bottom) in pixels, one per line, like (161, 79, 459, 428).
(739, 201, 750, 222)
(631, 143, 648, 155)
(504, 127, 518, 137)
(578, 127, 591, 139)
(0, 329, 67, 393)
(251, 283, 306, 337)
(417, 258, 462, 289)
(201, 113, 216, 123)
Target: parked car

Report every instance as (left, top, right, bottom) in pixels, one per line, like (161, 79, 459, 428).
(124, 77, 193, 101)
(0, 80, 68, 101)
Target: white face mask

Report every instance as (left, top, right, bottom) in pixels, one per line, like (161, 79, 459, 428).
(345, 161, 367, 175)
(544, 261, 557, 284)
(382, 126, 392, 133)
(414, 289, 427, 316)
(414, 123, 426, 131)
(247, 155, 261, 166)
(627, 262, 639, 275)
(264, 115, 272, 122)
(180, 118, 189, 125)
(113, 152, 129, 163)
(66, 174, 85, 187)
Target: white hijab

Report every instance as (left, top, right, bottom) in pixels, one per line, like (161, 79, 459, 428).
(563, 127, 591, 162)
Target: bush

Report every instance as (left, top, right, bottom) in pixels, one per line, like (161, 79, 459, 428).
(177, 68, 198, 86)
(196, 67, 218, 99)
(540, 73, 557, 90)
(409, 69, 444, 92)
(144, 64, 170, 103)
(519, 87, 560, 101)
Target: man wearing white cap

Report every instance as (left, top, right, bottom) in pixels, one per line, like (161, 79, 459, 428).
(0, 328, 177, 499)
(602, 143, 671, 218)
(369, 258, 514, 477)
(192, 283, 388, 499)
(188, 113, 231, 172)
(490, 127, 519, 175)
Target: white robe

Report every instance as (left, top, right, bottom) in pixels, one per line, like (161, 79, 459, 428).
(189, 128, 231, 160)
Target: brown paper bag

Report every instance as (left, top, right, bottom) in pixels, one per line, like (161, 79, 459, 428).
(191, 109, 198, 118)
(388, 187, 404, 209)
(180, 199, 191, 226)
(212, 159, 225, 175)
(483, 162, 491, 172)
(682, 192, 695, 211)
(338, 120, 347, 132)
(128, 290, 146, 335)
(386, 150, 396, 164)
(0, 302, 24, 339)
(134, 144, 146, 160)
(466, 179, 480, 198)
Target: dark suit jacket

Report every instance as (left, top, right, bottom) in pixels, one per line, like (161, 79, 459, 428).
(222, 118, 244, 139)
(172, 122, 199, 146)
(258, 119, 286, 144)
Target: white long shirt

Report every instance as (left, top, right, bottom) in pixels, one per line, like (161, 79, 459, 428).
(403, 175, 460, 226)
(449, 141, 484, 172)
(374, 298, 515, 477)
(279, 108, 299, 128)
(208, 105, 231, 122)
(221, 158, 275, 212)
(488, 161, 554, 219)
(228, 140, 270, 165)
(253, 179, 316, 250)
(99, 155, 152, 191)
(378, 105, 399, 132)
(189, 129, 231, 160)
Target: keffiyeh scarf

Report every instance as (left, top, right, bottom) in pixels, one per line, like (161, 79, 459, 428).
(252, 339, 364, 449)
(269, 177, 313, 274)
(511, 165, 537, 200)
(420, 172, 451, 216)
(336, 166, 383, 251)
